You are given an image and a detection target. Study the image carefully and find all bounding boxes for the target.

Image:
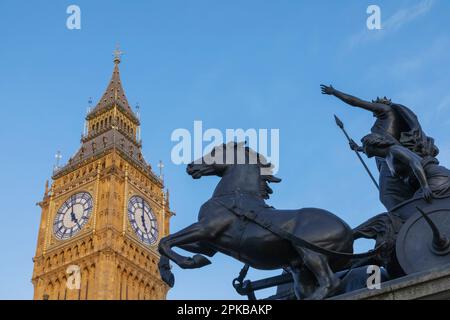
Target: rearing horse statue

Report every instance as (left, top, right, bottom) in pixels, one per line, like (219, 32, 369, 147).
(159, 142, 363, 299)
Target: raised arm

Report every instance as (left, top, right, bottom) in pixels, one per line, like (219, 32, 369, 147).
(321, 84, 390, 114)
(390, 145, 433, 202)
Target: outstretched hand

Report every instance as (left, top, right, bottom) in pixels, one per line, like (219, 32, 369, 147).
(320, 84, 335, 95)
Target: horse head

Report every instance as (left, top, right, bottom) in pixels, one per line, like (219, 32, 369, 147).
(187, 141, 281, 199)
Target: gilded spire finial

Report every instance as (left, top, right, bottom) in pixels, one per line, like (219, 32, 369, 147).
(113, 43, 124, 64)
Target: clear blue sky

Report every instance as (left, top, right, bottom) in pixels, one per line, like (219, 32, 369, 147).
(0, 0, 449, 299)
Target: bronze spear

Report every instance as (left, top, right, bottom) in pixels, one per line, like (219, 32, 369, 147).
(334, 114, 380, 191)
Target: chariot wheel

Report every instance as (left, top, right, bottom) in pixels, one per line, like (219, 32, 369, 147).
(396, 206, 450, 275)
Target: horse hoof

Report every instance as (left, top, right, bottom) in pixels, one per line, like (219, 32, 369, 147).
(180, 255, 211, 269)
(192, 254, 211, 267)
(305, 281, 341, 300)
(305, 292, 327, 300)
(159, 269, 175, 287)
(158, 256, 175, 287)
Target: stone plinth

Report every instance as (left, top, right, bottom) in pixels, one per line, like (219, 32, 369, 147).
(331, 263, 450, 300)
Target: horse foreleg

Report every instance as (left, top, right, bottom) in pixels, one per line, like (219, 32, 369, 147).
(158, 222, 213, 269)
(179, 242, 217, 257)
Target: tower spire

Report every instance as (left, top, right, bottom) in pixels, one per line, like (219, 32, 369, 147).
(86, 46, 138, 123)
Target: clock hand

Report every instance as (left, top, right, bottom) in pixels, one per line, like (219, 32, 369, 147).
(140, 198, 150, 234)
(70, 204, 82, 229)
(71, 213, 82, 229)
(141, 212, 149, 234)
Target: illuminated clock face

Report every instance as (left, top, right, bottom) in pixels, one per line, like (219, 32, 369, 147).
(53, 192, 93, 240)
(127, 196, 159, 245)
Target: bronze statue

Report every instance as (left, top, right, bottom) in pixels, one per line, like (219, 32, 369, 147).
(158, 85, 450, 300)
(321, 85, 450, 281)
(158, 142, 381, 300)
(321, 84, 438, 210)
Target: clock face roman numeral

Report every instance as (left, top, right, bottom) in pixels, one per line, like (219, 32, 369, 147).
(53, 192, 94, 240)
(127, 195, 159, 245)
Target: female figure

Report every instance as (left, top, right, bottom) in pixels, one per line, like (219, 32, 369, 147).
(356, 133, 450, 202)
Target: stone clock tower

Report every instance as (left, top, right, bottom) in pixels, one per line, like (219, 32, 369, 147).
(31, 52, 173, 300)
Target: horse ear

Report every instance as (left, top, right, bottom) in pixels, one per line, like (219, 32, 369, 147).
(257, 154, 269, 165)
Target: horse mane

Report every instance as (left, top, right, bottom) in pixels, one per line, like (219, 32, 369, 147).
(238, 143, 282, 199)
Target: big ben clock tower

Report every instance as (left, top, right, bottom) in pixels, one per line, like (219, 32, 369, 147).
(31, 50, 173, 300)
